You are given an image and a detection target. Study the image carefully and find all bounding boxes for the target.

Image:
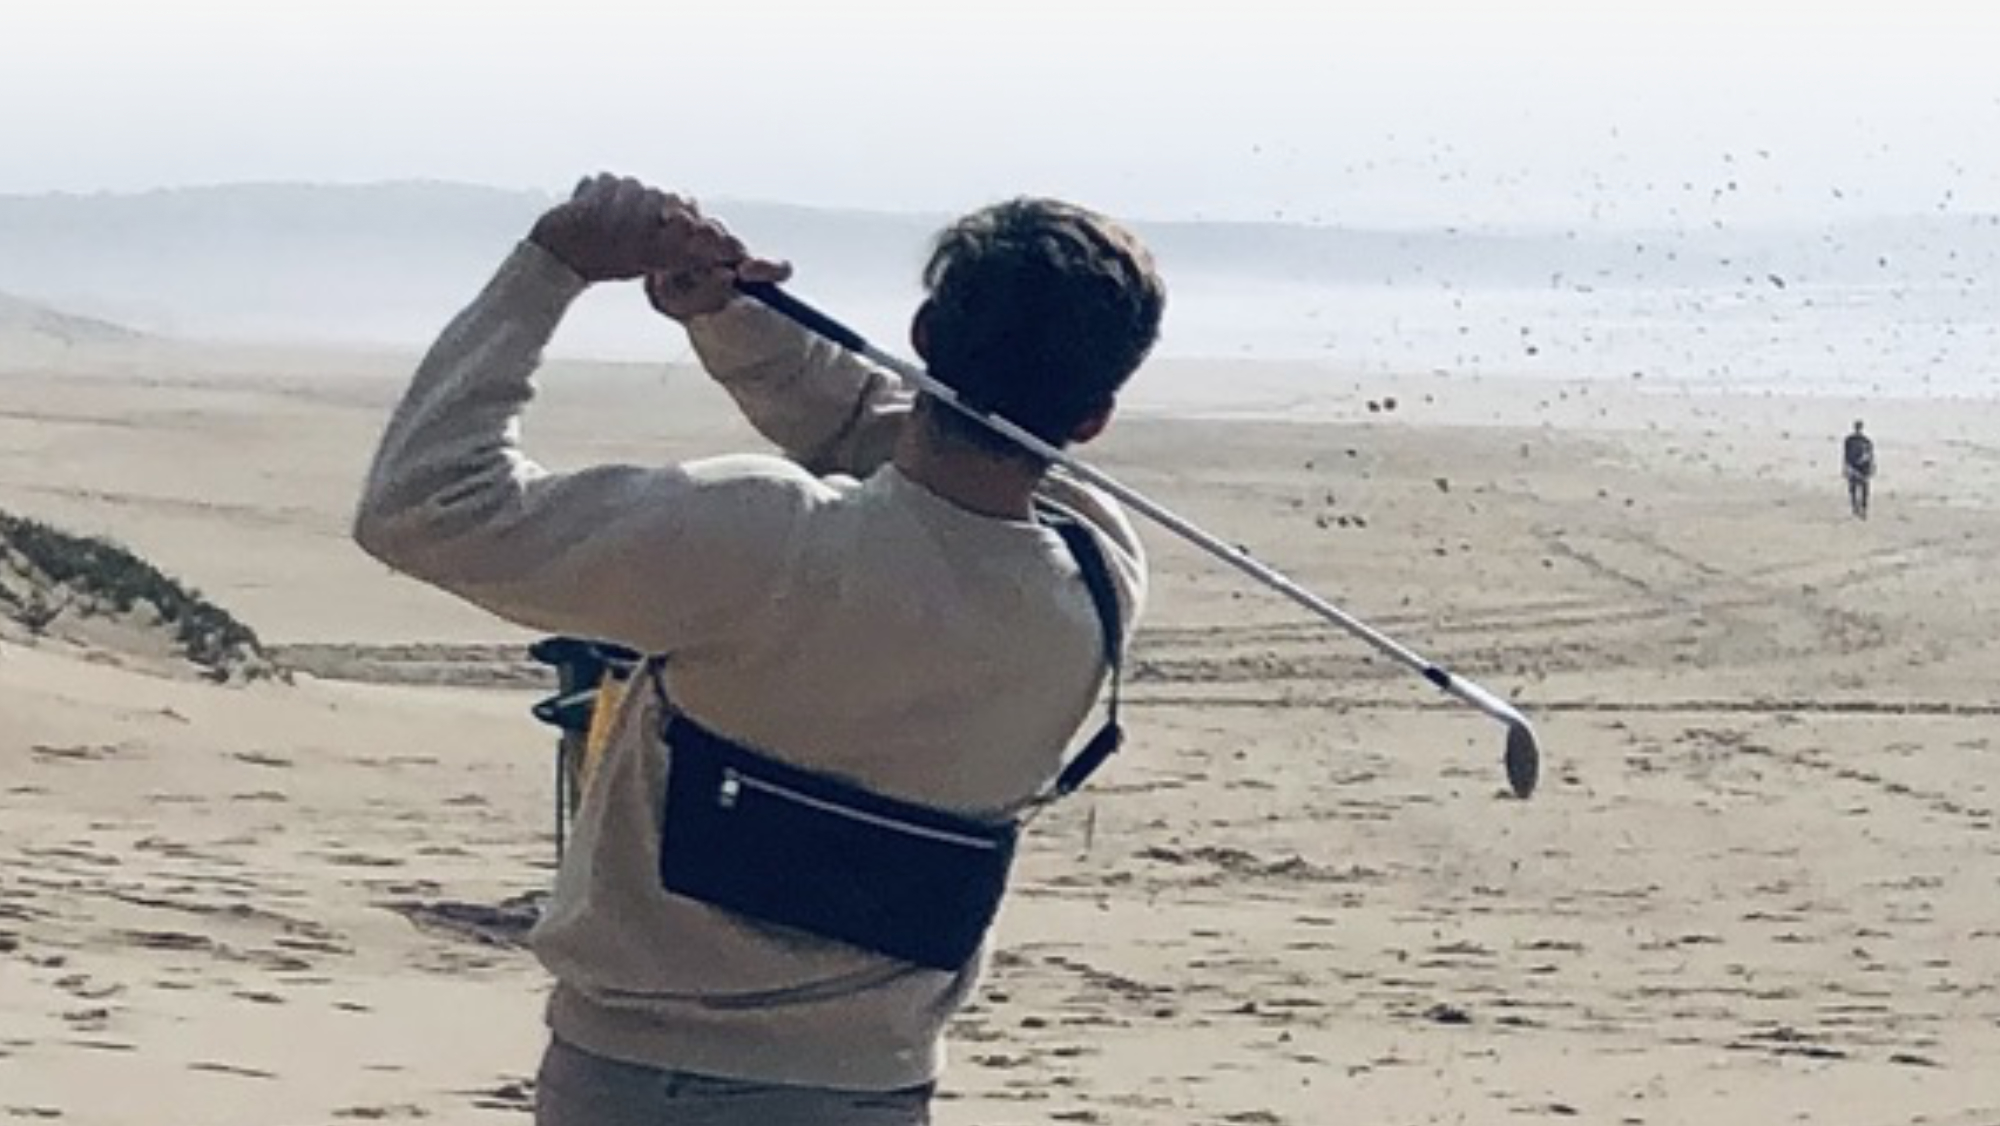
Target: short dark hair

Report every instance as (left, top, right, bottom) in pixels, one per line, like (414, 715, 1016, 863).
(918, 198, 1165, 454)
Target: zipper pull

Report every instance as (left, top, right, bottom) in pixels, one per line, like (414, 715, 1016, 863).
(718, 768, 741, 810)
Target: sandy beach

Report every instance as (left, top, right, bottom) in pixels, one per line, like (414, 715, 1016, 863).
(4, 335, 1998, 1125)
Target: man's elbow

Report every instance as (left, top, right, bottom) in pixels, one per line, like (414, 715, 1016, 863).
(351, 498, 398, 567)
(351, 484, 508, 587)
(351, 490, 426, 575)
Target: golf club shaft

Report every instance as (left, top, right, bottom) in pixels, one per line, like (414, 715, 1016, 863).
(734, 280, 1529, 731)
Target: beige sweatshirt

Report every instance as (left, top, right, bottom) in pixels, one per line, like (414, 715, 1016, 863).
(353, 241, 1146, 1091)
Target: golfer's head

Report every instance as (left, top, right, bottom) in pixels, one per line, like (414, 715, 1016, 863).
(1854, 420, 1866, 433)
(913, 198, 1165, 455)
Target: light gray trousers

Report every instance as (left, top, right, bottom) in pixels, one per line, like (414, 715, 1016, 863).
(534, 1037, 933, 1126)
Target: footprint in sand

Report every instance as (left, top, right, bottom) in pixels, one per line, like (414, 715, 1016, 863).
(231, 751, 293, 769)
(245, 949, 314, 973)
(187, 1061, 277, 1080)
(322, 852, 405, 869)
(54, 974, 122, 1001)
(384, 896, 542, 948)
(1727, 1025, 1847, 1061)
(59, 1003, 111, 1023)
(121, 929, 216, 953)
(29, 744, 122, 763)
(461, 1080, 534, 1113)
(1421, 1001, 1474, 1025)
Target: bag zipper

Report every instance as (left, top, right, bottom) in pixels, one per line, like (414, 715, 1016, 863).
(717, 767, 1003, 851)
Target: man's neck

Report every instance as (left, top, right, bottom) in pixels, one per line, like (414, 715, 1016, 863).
(894, 429, 1043, 521)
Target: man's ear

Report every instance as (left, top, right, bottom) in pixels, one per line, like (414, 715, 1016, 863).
(1068, 398, 1115, 445)
(910, 300, 934, 363)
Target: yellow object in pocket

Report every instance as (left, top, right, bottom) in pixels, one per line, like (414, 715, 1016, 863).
(579, 672, 634, 795)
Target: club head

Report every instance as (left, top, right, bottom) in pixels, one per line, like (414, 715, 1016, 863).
(1504, 720, 1541, 799)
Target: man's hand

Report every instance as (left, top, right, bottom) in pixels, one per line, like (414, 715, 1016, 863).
(529, 173, 764, 285)
(644, 253, 792, 322)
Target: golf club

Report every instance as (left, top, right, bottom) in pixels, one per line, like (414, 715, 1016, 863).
(735, 279, 1542, 800)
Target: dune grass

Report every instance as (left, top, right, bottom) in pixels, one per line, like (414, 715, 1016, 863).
(0, 508, 277, 681)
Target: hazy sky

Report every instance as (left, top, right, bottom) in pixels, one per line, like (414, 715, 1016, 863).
(5, 0, 1999, 226)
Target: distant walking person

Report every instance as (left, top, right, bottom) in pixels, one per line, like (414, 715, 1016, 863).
(1843, 420, 1876, 519)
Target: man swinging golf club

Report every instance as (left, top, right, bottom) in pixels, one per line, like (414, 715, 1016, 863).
(354, 173, 1165, 1124)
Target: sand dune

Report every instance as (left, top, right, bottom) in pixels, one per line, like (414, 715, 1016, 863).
(0, 293, 145, 347)
(3, 340, 1998, 1124)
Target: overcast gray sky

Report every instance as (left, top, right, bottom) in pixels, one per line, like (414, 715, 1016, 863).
(4, 0, 1998, 226)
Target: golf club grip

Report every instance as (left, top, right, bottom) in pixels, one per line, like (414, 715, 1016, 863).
(734, 280, 869, 353)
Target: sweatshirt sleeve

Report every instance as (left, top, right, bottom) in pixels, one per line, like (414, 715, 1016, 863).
(352, 241, 812, 652)
(683, 298, 914, 477)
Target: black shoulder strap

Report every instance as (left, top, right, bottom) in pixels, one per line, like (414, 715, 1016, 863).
(1039, 505, 1126, 799)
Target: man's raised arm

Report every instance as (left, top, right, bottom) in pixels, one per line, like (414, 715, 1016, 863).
(648, 264, 914, 479)
(352, 175, 809, 652)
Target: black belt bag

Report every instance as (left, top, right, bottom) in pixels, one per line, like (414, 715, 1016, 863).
(653, 504, 1125, 973)
(658, 712, 1019, 971)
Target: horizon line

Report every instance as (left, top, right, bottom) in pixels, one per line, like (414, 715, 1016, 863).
(4, 177, 1996, 236)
